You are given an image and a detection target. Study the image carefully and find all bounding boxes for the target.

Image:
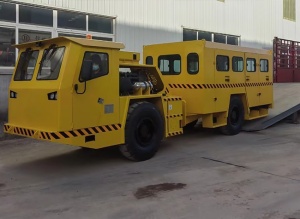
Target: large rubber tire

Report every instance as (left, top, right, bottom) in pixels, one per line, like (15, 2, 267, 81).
(119, 102, 164, 161)
(220, 96, 244, 135)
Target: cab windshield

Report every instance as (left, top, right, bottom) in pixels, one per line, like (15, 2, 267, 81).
(37, 46, 65, 80)
(14, 50, 39, 81)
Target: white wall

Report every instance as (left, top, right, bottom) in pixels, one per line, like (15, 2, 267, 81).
(1, 0, 299, 120)
(15, 0, 300, 53)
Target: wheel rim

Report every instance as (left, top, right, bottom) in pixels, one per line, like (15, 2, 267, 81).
(230, 106, 240, 126)
(135, 117, 155, 147)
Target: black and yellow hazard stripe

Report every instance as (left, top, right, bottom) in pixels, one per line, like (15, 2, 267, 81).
(4, 123, 121, 140)
(40, 123, 122, 140)
(3, 124, 9, 132)
(11, 126, 35, 137)
(168, 131, 183, 137)
(166, 114, 183, 118)
(4, 125, 35, 137)
(168, 82, 273, 89)
(163, 97, 182, 101)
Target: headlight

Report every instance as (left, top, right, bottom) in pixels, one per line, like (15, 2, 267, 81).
(47, 91, 57, 100)
(50, 93, 55, 99)
(10, 91, 17, 98)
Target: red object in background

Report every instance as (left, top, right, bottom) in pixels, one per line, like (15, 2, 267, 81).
(273, 37, 300, 82)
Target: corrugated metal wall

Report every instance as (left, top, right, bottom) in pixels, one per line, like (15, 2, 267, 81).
(15, 0, 300, 53)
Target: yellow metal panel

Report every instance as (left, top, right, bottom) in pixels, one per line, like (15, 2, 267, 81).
(9, 41, 73, 132)
(162, 98, 170, 137)
(214, 49, 246, 112)
(144, 40, 216, 114)
(188, 48, 215, 114)
(72, 49, 120, 129)
(244, 53, 260, 107)
(258, 54, 273, 106)
(4, 123, 124, 149)
(167, 99, 182, 115)
(119, 51, 140, 63)
(164, 97, 183, 136)
(119, 97, 130, 126)
(60, 129, 124, 149)
(15, 37, 125, 50)
(205, 41, 271, 55)
(168, 117, 182, 135)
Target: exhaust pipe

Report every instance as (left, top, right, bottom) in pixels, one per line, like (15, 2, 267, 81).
(133, 81, 153, 91)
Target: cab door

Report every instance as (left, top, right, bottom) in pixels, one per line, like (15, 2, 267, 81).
(72, 49, 120, 130)
(258, 56, 273, 105)
(245, 54, 260, 107)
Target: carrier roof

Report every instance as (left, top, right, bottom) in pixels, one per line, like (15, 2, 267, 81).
(144, 40, 271, 55)
(204, 41, 270, 55)
(15, 37, 125, 50)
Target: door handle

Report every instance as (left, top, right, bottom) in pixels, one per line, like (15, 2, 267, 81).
(266, 76, 269, 81)
(74, 83, 87, 95)
(246, 76, 250, 81)
(225, 76, 230, 82)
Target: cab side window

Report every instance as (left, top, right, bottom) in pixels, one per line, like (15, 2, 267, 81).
(216, 55, 229, 71)
(246, 58, 256, 72)
(260, 59, 268, 72)
(187, 53, 199, 74)
(232, 56, 244, 72)
(79, 52, 109, 82)
(146, 56, 153, 65)
(158, 54, 181, 75)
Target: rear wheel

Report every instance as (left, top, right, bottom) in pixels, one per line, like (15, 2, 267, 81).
(119, 102, 164, 161)
(220, 96, 244, 135)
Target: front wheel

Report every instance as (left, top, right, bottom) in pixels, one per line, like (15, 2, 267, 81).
(119, 102, 164, 161)
(220, 96, 244, 135)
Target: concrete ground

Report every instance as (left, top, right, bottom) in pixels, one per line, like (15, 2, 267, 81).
(1, 122, 300, 219)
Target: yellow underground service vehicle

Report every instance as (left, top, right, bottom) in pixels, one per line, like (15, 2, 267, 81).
(4, 37, 273, 161)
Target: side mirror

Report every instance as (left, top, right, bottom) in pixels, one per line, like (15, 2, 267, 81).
(80, 60, 93, 82)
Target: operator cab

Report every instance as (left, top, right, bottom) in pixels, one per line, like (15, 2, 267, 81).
(7, 37, 125, 133)
(6, 37, 164, 141)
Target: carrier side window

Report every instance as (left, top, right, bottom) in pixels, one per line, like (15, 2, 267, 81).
(146, 56, 153, 65)
(37, 47, 65, 80)
(232, 56, 244, 72)
(246, 58, 256, 72)
(158, 54, 181, 75)
(79, 52, 109, 82)
(216, 55, 229, 71)
(260, 59, 268, 72)
(14, 50, 39, 81)
(187, 53, 199, 74)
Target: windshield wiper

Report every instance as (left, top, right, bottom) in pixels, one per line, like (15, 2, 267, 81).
(39, 44, 57, 64)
